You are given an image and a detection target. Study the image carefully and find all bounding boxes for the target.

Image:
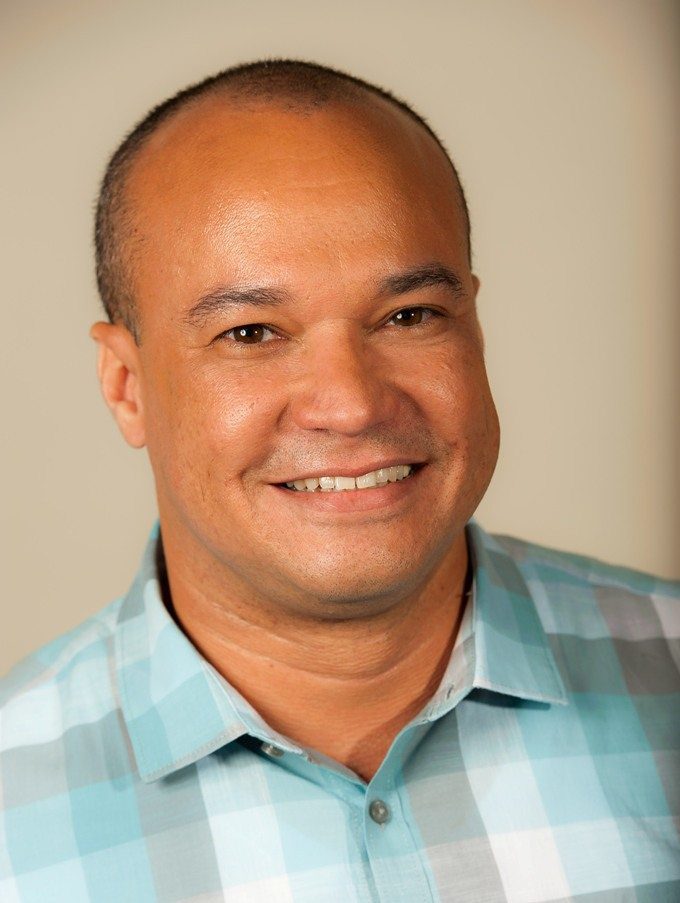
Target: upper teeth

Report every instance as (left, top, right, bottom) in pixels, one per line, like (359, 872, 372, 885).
(286, 465, 413, 492)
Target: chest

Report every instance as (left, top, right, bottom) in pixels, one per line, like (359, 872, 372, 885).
(5, 693, 678, 902)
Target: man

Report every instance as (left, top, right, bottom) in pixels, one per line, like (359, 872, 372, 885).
(1, 59, 678, 902)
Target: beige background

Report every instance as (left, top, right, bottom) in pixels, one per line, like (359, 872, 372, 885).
(1, 0, 678, 675)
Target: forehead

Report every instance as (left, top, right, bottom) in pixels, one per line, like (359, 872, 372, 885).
(133, 89, 457, 186)
(124, 94, 467, 315)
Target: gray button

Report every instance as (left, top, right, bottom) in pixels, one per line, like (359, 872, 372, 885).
(369, 799, 391, 824)
(261, 742, 284, 758)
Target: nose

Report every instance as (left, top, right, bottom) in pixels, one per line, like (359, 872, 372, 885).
(288, 323, 399, 436)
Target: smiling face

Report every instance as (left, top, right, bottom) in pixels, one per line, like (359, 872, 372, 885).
(97, 93, 500, 618)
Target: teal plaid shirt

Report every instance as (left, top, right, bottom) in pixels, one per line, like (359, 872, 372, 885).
(1, 521, 679, 902)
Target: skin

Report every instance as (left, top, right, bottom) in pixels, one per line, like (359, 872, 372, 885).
(92, 93, 500, 781)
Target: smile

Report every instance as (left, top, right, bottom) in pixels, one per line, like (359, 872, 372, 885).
(284, 464, 415, 493)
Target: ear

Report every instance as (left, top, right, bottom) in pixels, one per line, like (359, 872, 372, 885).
(90, 322, 146, 448)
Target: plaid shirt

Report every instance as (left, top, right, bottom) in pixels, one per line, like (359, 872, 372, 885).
(1, 520, 678, 902)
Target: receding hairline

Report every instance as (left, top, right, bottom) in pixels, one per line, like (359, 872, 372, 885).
(95, 60, 471, 341)
(127, 86, 468, 220)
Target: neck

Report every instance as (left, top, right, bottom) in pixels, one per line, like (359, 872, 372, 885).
(162, 531, 470, 782)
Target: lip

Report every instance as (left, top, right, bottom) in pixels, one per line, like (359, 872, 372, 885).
(270, 463, 425, 514)
(271, 459, 426, 485)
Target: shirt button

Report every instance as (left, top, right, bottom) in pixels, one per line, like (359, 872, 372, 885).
(369, 799, 391, 824)
(261, 742, 284, 758)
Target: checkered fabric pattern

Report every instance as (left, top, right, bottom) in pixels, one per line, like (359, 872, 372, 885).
(1, 520, 678, 902)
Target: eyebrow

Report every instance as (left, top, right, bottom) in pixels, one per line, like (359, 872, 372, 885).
(183, 286, 292, 327)
(182, 263, 465, 328)
(376, 264, 464, 299)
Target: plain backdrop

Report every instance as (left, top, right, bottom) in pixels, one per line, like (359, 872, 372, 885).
(1, 0, 678, 675)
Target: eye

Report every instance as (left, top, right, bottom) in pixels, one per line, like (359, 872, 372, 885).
(218, 323, 278, 344)
(387, 307, 438, 327)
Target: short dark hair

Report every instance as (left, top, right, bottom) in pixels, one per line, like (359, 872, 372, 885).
(94, 58, 470, 340)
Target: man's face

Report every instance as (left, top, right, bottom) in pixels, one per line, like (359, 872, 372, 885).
(115, 96, 500, 616)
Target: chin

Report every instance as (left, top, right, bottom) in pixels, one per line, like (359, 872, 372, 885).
(276, 542, 447, 617)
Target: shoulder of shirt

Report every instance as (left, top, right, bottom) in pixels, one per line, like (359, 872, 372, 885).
(489, 530, 680, 602)
(0, 597, 124, 722)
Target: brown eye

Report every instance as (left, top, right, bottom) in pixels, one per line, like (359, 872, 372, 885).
(213, 322, 281, 347)
(390, 307, 431, 326)
(394, 308, 423, 326)
(234, 324, 264, 343)
(224, 324, 275, 344)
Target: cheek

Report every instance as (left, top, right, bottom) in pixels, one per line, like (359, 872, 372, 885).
(409, 339, 493, 435)
(142, 361, 281, 494)
(409, 340, 500, 499)
(423, 351, 499, 508)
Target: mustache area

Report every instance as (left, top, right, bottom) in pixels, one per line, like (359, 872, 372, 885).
(261, 425, 441, 484)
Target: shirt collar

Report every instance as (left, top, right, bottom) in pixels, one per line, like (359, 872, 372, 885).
(116, 519, 566, 782)
(115, 524, 308, 782)
(423, 520, 567, 720)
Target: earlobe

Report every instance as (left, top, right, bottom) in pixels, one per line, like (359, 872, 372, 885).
(90, 322, 147, 449)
